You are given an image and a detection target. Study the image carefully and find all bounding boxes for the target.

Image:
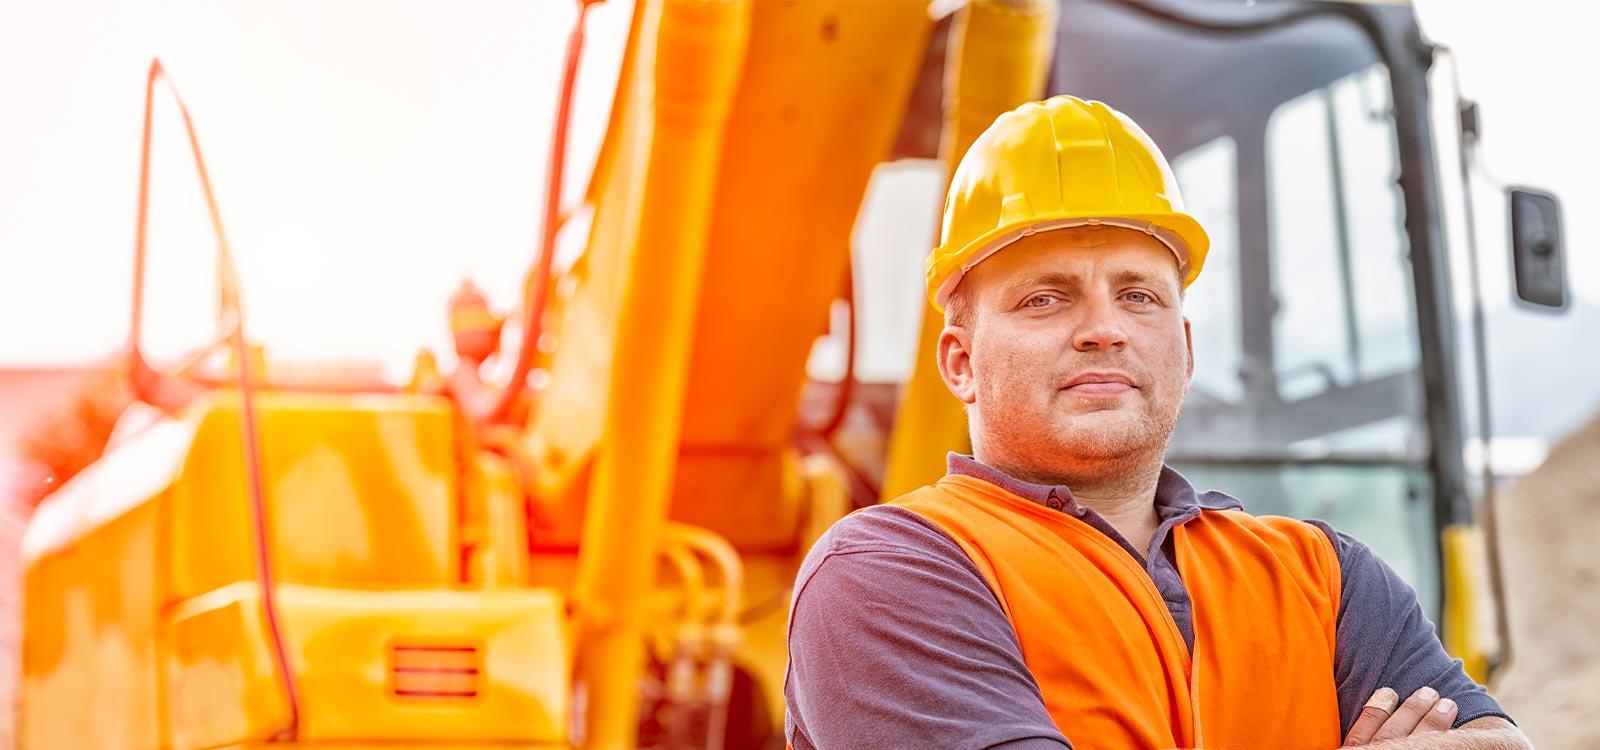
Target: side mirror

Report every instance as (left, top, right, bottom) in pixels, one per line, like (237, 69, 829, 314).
(1508, 187, 1567, 311)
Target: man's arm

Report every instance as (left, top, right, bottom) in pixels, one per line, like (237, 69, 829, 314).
(785, 506, 1071, 750)
(1308, 521, 1514, 736)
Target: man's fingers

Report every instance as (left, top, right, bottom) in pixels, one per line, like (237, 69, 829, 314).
(1371, 686, 1443, 742)
(1344, 687, 1400, 746)
(1415, 697, 1458, 733)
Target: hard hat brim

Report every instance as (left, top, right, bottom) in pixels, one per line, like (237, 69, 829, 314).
(928, 211, 1210, 312)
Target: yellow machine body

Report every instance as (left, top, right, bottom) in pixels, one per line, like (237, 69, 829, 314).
(21, 0, 934, 747)
(21, 392, 569, 748)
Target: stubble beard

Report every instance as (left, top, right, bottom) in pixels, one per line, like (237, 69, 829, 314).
(977, 386, 1183, 483)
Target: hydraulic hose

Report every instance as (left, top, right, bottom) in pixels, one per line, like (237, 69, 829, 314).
(487, 0, 594, 424)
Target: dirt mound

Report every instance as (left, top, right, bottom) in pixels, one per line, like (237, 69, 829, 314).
(1492, 411, 1600, 748)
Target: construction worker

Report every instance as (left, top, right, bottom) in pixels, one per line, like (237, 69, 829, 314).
(784, 97, 1529, 749)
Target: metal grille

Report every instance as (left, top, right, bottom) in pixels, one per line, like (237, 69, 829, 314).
(389, 644, 481, 699)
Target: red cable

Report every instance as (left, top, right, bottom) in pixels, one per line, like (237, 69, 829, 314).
(489, 0, 592, 423)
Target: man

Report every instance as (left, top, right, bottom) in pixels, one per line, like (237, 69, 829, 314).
(784, 96, 1528, 749)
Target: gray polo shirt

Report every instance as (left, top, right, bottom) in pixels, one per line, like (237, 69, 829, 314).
(784, 454, 1510, 749)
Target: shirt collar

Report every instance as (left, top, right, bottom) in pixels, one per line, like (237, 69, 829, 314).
(944, 452, 1243, 521)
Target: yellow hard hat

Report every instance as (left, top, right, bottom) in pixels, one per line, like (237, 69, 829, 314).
(926, 95, 1209, 311)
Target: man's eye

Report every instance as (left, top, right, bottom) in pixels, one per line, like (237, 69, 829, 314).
(1124, 291, 1153, 304)
(1026, 294, 1059, 308)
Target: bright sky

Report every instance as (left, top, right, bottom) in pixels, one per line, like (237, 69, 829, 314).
(1, 0, 1595, 426)
(0, 0, 634, 377)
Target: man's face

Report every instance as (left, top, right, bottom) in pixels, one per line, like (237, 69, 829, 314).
(937, 226, 1193, 479)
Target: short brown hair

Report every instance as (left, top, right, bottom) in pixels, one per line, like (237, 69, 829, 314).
(943, 283, 976, 329)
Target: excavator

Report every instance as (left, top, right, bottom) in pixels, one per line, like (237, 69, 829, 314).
(19, 0, 1569, 748)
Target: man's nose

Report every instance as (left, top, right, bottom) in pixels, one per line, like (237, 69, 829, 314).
(1071, 295, 1128, 352)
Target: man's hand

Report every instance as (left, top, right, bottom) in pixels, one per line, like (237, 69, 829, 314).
(1340, 687, 1531, 749)
(1345, 687, 1457, 745)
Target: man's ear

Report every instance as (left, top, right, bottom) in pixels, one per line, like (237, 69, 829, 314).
(937, 325, 978, 405)
(1182, 316, 1194, 382)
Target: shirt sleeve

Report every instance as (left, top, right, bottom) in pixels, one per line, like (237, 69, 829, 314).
(785, 506, 1072, 750)
(1307, 520, 1514, 736)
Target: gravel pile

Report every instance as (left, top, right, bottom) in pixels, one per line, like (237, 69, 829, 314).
(1493, 410, 1600, 749)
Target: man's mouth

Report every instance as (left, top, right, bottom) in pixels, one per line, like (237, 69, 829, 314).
(1061, 371, 1137, 396)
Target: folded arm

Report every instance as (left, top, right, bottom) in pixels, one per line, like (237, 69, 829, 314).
(1311, 522, 1525, 748)
(1309, 521, 1516, 737)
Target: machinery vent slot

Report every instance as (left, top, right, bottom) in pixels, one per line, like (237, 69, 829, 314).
(390, 644, 481, 699)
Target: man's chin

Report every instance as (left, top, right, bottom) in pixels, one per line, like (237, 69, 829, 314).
(1049, 417, 1164, 460)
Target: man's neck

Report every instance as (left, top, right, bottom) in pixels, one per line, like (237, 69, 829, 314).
(977, 450, 1166, 557)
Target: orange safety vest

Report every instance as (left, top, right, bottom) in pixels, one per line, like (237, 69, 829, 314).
(892, 474, 1344, 750)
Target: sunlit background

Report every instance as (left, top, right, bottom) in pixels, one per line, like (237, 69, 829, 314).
(2, 0, 1596, 746)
